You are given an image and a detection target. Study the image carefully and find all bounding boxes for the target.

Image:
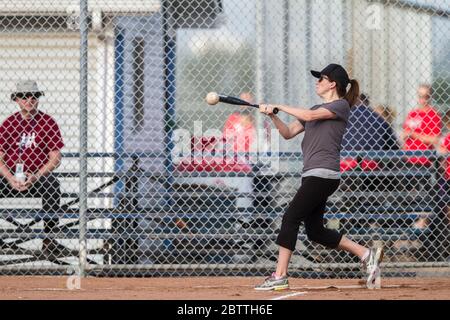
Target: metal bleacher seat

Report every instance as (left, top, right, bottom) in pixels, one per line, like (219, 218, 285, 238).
(0, 150, 442, 268)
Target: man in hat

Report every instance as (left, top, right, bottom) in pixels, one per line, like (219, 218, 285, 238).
(0, 80, 65, 258)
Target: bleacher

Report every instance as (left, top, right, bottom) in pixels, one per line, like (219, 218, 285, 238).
(0, 150, 446, 271)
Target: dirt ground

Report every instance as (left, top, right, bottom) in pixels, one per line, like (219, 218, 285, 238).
(0, 276, 448, 300)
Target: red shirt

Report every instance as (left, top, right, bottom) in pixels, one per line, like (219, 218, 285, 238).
(223, 112, 256, 154)
(0, 111, 64, 174)
(403, 106, 442, 166)
(441, 133, 450, 180)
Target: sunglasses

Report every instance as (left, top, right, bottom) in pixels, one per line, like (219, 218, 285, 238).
(318, 76, 330, 83)
(16, 93, 40, 100)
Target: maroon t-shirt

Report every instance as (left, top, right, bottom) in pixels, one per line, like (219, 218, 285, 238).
(0, 111, 64, 174)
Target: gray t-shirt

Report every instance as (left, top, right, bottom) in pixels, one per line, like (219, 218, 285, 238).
(299, 99, 350, 173)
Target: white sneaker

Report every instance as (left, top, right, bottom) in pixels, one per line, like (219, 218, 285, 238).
(367, 266, 381, 289)
(363, 247, 384, 289)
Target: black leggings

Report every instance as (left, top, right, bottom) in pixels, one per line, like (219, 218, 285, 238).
(276, 176, 342, 251)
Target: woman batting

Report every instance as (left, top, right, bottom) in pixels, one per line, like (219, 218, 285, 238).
(255, 64, 383, 290)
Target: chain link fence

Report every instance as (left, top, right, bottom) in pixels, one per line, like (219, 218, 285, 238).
(0, 0, 448, 277)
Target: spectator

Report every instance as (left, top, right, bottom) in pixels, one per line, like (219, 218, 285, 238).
(373, 104, 396, 127)
(401, 84, 442, 166)
(222, 92, 257, 159)
(415, 109, 450, 230)
(438, 109, 450, 228)
(0, 80, 65, 258)
(222, 92, 274, 209)
(437, 109, 450, 183)
(414, 109, 450, 260)
(341, 93, 399, 172)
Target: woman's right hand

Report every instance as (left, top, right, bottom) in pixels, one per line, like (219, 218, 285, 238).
(259, 104, 276, 116)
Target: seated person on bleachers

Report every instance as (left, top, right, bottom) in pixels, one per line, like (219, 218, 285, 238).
(439, 109, 450, 198)
(436, 109, 450, 227)
(411, 110, 450, 260)
(401, 84, 442, 167)
(415, 109, 450, 232)
(373, 104, 396, 128)
(438, 110, 450, 228)
(341, 93, 399, 172)
(222, 92, 273, 209)
(222, 92, 257, 160)
(0, 80, 64, 256)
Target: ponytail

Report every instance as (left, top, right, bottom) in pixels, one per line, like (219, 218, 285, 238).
(344, 79, 360, 107)
(334, 78, 360, 107)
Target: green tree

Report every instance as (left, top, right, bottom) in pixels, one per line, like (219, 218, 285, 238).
(176, 42, 256, 131)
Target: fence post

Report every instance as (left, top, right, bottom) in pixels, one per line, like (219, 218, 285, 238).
(79, 0, 89, 278)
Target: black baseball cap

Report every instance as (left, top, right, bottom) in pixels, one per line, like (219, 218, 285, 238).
(311, 64, 350, 89)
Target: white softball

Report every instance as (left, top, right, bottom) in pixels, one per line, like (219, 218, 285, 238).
(206, 92, 219, 105)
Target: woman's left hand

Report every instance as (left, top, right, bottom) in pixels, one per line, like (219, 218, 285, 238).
(23, 172, 41, 189)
